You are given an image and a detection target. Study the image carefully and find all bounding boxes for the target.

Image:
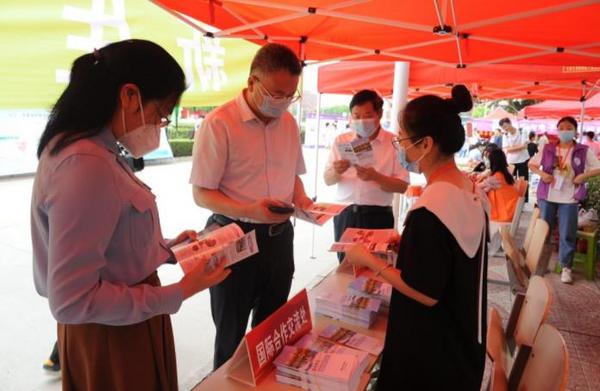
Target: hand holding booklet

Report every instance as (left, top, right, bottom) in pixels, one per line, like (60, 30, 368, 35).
(294, 202, 349, 226)
(336, 138, 375, 167)
(329, 228, 397, 255)
(172, 223, 258, 273)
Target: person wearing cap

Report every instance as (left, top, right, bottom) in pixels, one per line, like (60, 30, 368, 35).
(190, 43, 312, 369)
(324, 90, 409, 262)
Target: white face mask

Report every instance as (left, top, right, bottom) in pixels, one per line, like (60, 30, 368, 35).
(350, 118, 379, 138)
(255, 82, 293, 118)
(119, 94, 161, 158)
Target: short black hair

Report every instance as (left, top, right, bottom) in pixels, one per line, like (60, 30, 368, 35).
(586, 131, 595, 139)
(499, 117, 512, 126)
(250, 43, 302, 76)
(557, 116, 578, 129)
(529, 131, 536, 140)
(349, 90, 383, 112)
(401, 84, 473, 156)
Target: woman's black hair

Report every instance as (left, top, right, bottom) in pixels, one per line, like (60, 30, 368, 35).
(38, 39, 186, 158)
(488, 148, 514, 185)
(557, 116, 578, 130)
(400, 84, 473, 155)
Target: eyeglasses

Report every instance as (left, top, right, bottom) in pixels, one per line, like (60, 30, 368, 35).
(391, 135, 421, 150)
(155, 104, 172, 128)
(255, 77, 302, 103)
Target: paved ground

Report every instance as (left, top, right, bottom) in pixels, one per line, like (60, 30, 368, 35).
(486, 210, 600, 391)
(1, 149, 599, 390)
(0, 148, 340, 391)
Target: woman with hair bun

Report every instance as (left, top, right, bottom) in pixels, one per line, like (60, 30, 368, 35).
(346, 85, 488, 390)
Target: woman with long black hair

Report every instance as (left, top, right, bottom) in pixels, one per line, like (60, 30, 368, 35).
(482, 148, 520, 222)
(31, 39, 230, 390)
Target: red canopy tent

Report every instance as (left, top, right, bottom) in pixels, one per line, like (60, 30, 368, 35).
(317, 61, 600, 100)
(154, 0, 600, 67)
(523, 93, 600, 119)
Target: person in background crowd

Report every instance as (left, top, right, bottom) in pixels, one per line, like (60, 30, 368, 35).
(529, 116, 600, 284)
(538, 131, 549, 150)
(479, 149, 519, 222)
(324, 90, 409, 262)
(346, 85, 487, 390)
(583, 131, 600, 158)
(31, 39, 230, 391)
(190, 43, 312, 369)
(527, 131, 539, 158)
(501, 117, 530, 202)
(492, 128, 503, 149)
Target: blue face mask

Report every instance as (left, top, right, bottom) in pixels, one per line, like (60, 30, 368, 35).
(558, 130, 575, 143)
(350, 118, 378, 138)
(396, 139, 425, 173)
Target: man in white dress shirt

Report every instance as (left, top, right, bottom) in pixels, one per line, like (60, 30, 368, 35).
(190, 43, 312, 369)
(324, 90, 409, 261)
(501, 117, 530, 201)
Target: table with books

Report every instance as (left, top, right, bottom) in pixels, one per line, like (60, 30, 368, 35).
(192, 264, 391, 391)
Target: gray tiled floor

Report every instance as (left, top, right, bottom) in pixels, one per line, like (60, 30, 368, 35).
(486, 210, 600, 390)
(2, 157, 599, 390)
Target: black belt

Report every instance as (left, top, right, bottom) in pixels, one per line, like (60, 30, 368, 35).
(348, 204, 393, 214)
(212, 214, 289, 237)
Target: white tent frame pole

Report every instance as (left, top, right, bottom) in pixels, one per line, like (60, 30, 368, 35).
(469, 41, 600, 68)
(390, 62, 410, 230)
(470, 35, 600, 60)
(309, 93, 323, 260)
(217, 0, 370, 37)
(579, 83, 587, 142)
(223, 0, 432, 32)
(171, 0, 600, 68)
(220, 4, 266, 37)
(461, 0, 598, 30)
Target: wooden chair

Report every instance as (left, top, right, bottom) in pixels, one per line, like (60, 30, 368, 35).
(509, 197, 526, 238)
(490, 361, 508, 391)
(490, 324, 569, 391)
(508, 180, 528, 237)
(487, 276, 553, 390)
(501, 219, 549, 292)
(519, 324, 569, 391)
(515, 178, 528, 198)
(500, 225, 528, 291)
(521, 207, 540, 256)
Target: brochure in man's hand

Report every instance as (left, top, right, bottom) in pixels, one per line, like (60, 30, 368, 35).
(336, 138, 375, 166)
(172, 223, 258, 273)
(294, 202, 349, 226)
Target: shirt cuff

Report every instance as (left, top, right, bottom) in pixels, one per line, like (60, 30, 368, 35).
(158, 283, 184, 315)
